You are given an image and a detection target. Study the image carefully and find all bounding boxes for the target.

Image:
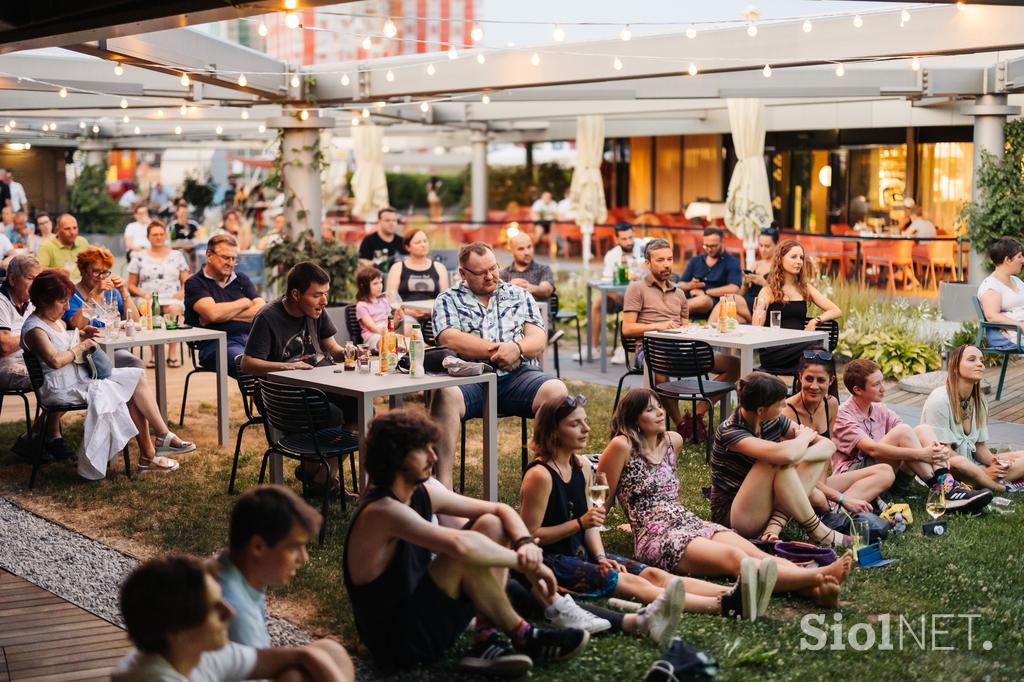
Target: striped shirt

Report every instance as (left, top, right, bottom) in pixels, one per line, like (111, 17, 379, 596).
(710, 411, 793, 496)
(432, 280, 545, 376)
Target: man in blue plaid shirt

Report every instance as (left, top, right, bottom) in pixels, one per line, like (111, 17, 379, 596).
(431, 242, 568, 489)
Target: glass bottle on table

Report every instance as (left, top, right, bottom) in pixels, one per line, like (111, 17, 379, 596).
(725, 295, 738, 331)
(151, 292, 162, 329)
(408, 324, 425, 378)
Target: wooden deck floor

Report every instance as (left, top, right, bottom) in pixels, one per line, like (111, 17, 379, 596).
(0, 570, 130, 681)
(882, 361, 1024, 423)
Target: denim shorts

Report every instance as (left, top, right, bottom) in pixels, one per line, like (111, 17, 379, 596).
(460, 365, 555, 420)
(545, 552, 649, 598)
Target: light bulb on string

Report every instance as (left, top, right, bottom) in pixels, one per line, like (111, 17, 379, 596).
(180, 72, 190, 87)
(481, 94, 490, 104)
(120, 98, 128, 109)
(284, 12, 300, 29)
(2, 125, 9, 133)
(241, 110, 250, 120)
(113, 62, 124, 76)
(686, 24, 697, 39)
(237, 73, 247, 87)
(853, 14, 863, 28)
(299, 109, 309, 121)
(613, 57, 623, 71)
(385, 69, 395, 82)
(174, 126, 182, 135)
(123, 114, 130, 123)
(9, 120, 15, 128)
(79, 121, 86, 129)
(746, 23, 757, 37)
(341, 73, 351, 86)
(835, 63, 845, 77)
(257, 22, 268, 37)
(41, 123, 48, 132)
(375, 100, 386, 109)
(361, 36, 372, 50)
(448, 46, 458, 60)
(258, 124, 267, 133)
(214, 125, 222, 135)
(957, 1, 966, 11)
(763, 63, 772, 78)
(911, 56, 921, 71)
(290, 74, 300, 88)
(157, 109, 164, 118)
(476, 53, 486, 65)
(802, 19, 812, 33)
(92, 124, 100, 133)
(134, 126, 140, 135)
(361, 108, 370, 118)
(351, 116, 360, 126)
(419, 101, 430, 113)
(59, 87, 68, 98)
(688, 62, 698, 76)
(426, 63, 436, 76)
(552, 25, 565, 42)
(471, 25, 484, 42)
(284, 0, 297, 9)
(620, 25, 632, 41)
(531, 52, 540, 67)
(383, 17, 397, 38)
(900, 9, 911, 25)
(180, 103, 188, 115)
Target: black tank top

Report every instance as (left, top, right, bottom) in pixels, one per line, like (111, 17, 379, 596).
(525, 459, 588, 558)
(766, 299, 808, 330)
(343, 486, 433, 631)
(793, 398, 832, 438)
(398, 261, 441, 301)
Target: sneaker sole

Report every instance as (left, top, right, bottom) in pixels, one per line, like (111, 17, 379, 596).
(550, 629, 590, 663)
(739, 557, 758, 622)
(945, 489, 993, 513)
(458, 654, 533, 677)
(755, 558, 778, 619)
(654, 577, 687, 648)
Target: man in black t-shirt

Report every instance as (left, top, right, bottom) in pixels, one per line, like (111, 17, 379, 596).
(357, 206, 406, 270)
(169, 202, 199, 241)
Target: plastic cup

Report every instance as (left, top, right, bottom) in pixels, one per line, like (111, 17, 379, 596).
(853, 518, 871, 553)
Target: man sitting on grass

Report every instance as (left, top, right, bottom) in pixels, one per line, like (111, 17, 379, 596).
(832, 358, 992, 513)
(114, 554, 352, 681)
(343, 408, 589, 677)
(215, 485, 352, 682)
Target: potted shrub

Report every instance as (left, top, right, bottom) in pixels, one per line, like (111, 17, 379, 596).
(264, 232, 359, 305)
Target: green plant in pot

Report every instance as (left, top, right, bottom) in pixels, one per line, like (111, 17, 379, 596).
(68, 162, 122, 234)
(264, 232, 358, 305)
(182, 172, 218, 219)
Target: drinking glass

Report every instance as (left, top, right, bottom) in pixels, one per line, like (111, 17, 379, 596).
(163, 313, 179, 330)
(852, 518, 871, 556)
(925, 487, 946, 521)
(343, 342, 357, 370)
(590, 472, 610, 532)
(769, 310, 783, 328)
(356, 344, 371, 373)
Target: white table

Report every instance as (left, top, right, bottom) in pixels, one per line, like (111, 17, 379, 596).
(96, 327, 230, 446)
(585, 280, 628, 373)
(268, 367, 501, 500)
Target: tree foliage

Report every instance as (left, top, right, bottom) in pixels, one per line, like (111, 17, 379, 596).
(959, 119, 1024, 266)
(68, 163, 123, 234)
(264, 232, 359, 304)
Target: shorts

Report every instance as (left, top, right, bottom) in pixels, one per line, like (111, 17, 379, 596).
(831, 454, 874, 476)
(0, 362, 30, 391)
(535, 220, 553, 234)
(361, 572, 475, 671)
(545, 552, 648, 598)
(460, 365, 555, 421)
(709, 486, 735, 528)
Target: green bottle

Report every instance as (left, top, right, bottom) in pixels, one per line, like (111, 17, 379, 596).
(151, 292, 162, 328)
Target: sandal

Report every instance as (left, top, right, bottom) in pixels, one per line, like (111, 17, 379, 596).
(167, 357, 182, 368)
(138, 455, 180, 472)
(146, 358, 156, 369)
(155, 432, 196, 456)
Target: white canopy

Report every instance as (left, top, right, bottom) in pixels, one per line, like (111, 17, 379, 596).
(724, 98, 773, 266)
(350, 123, 389, 222)
(570, 114, 608, 269)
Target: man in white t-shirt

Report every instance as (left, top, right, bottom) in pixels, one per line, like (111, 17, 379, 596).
(6, 171, 28, 213)
(123, 205, 151, 259)
(556, 189, 574, 221)
(114, 555, 352, 682)
(585, 222, 647, 363)
(530, 191, 561, 255)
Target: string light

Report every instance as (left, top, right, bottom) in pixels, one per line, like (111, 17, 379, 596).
(762, 64, 772, 78)
(802, 19, 812, 33)
(375, 100, 386, 109)
(174, 126, 182, 135)
(2, 125, 9, 133)
(481, 94, 490, 104)
(531, 52, 540, 66)
(361, 36, 372, 50)
(258, 124, 267, 133)
(180, 72, 190, 87)
(361, 108, 370, 118)
(237, 73, 247, 87)
(134, 126, 140, 134)
(284, 0, 297, 9)
(157, 109, 165, 118)
(215, 125, 223, 134)
(92, 124, 100, 133)
(448, 46, 458, 60)
(290, 74, 300, 88)
(385, 69, 395, 82)
(688, 62, 698, 76)
(258, 22, 268, 37)
(426, 64, 436, 76)
(120, 98, 128, 108)
(8, 120, 15, 128)
(122, 114, 130, 123)
(957, 1, 966, 11)
(180, 103, 188, 115)
(299, 109, 309, 120)
(613, 57, 623, 71)
(746, 23, 757, 37)
(113, 62, 124, 76)
(241, 110, 250, 120)
(383, 18, 397, 38)
(79, 121, 86, 129)
(620, 25, 632, 41)
(341, 73, 350, 86)
(284, 12, 300, 29)
(686, 24, 697, 39)
(853, 14, 863, 28)
(471, 25, 484, 42)
(419, 101, 430, 113)
(59, 87, 67, 98)
(911, 56, 921, 71)
(900, 9, 911, 25)
(476, 53, 486, 64)
(382, 145, 390, 153)
(835, 63, 845, 77)
(351, 116, 360, 126)
(41, 123, 48, 132)
(552, 25, 565, 42)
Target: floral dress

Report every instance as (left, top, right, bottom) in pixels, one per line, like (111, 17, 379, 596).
(617, 441, 729, 572)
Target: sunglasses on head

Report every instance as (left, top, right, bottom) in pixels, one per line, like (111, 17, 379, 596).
(802, 350, 833, 361)
(555, 394, 588, 419)
(760, 227, 779, 236)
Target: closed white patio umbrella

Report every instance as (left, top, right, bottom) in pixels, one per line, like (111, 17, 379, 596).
(570, 114, 608, 270)
(351, 123, 389, 223)
(724, 98, 773, 266)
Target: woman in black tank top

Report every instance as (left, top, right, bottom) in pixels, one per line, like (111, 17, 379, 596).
(782, 354, 895, 517)
(386, 229, 449, 318)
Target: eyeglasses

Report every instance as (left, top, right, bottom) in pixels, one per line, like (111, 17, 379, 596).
(802, 350, 833, 361)
(555, 393, 588, 420)
(462, 264, 500, 278)
(702, 242, 722, 250)
(93, 269, 112, 278)
(211, 252, 239, 263)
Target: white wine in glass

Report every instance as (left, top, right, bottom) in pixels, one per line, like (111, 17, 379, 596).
(591, 472, 610, 532)
(925, 487, 946, 520)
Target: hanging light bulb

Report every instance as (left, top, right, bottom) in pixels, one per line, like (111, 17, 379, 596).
(426, 63, 436, 76)
(802, 19, 812, 33)
(120, 98, 128, 109)
(382, 145, 390, 153)
(420, 101, 430, 113)
(361, 35, 372, 51)
(762, 63, 772, 78)
(448, 46, 458, 60)
(613, 57, 623, 71)
(686, 24, 697, 39)
(688, 62, 698, 76)
(481, 94, 490, 104)
(123, 114, 130, 123)
(241, 110, 250, 120)
(341, 73, 351, 86)
(620, 25, 632, 41)
(174, 126, 182, 135)
(351, 116, 360, 126)
(216, 125, 223, 135)
(157, 109, 165, 118)
(853, 14, 863, 28)
(79, 121, 86, 129)
(180, 103, 188, 115)
(180, 72, 190, 87)
(375, 100, 386, 109)
(911, 56, 921, 71)
(361, 108, 370, 118)
(92, 124, 100, 133)
(900, 9, 911, 24)
(237, 73, 248, 87)
(383, 17, 397, 38)
(284, 0, 297, 9)
(552, 25, 565, 42)
(835, 63, 845, 77)
(299, 109, 309, 120)
(258, 22, 268, 37)
(113, 62, 124, 76)
(258, 124, 267, 133)
(957, 1, 966, 11)
(746, 23, 757, 37)
(476, 53, 486, 65)
(41, 123, 48, 132)
(59, 87, 68, 98)
(284, 12, 300, 29)
(134, 126, 141, 134)
(471, 24, 484, 42)
(8, 120, 15, 128)
(385, 69, 395, 82)
(2, 125, 9, 133)
(530, 52, 540, 67)
(290, 73, 300, 88)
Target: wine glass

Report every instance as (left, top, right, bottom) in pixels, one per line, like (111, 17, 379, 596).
(925, 485, 946, 521)
(590, 471, 610, 532)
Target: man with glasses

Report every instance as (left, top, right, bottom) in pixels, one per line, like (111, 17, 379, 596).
(679, 227, 742, 319)
(184, 234, 265, 378)
(430, 242, 568, 490)
(38, 213, 89, 280)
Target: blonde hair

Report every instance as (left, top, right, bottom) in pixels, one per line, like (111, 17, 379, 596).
(946, 344, 987, 426)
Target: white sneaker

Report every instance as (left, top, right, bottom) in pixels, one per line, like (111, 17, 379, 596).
(545, 594, 612, 634)
(755, 557, 777, 619)
(609, 347, 626, 365)
(572, 351, 585, 362)
(640, 577, 686, 647)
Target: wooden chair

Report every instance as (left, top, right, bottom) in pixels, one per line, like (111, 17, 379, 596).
(861, 239, 915, 293)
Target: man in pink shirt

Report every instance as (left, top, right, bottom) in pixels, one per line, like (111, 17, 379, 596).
(832, 359, 991, 513)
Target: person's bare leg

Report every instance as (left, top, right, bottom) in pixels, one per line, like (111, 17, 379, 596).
(772, 465, 849, 545)
(948, 454, 1003, 492)
(429, 386, 465, 489)
(589, 298, 603, 348)
(872, 424, 936, 481)
(126, 400, 155, 461)
(272, 641, 352, 682)
(529, 379, 569, 414)
(687, 295, 713, 316)
(126, 372, 180, 442)
(729, 461, 783, 538)
(997, 451, 1024, 480)
(827, 464, 896, 501)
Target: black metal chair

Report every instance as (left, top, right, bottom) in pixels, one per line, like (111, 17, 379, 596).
(23, 351, 130, 488)
(757, 318, 840, 394)
(419, 316, 436, 346)
(344, 304, 364, 345)
(550, 292, 582, 378)
(614, 323, 644, 410)
(179, 340, 216, 426)
(228, 355, 266, 494)
(458, 415, 528, 495)
(0, 385, 33, 436)
(642, 336, 735, 463)
(257, 378, 360, 543)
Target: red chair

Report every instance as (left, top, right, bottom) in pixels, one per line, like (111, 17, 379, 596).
(914, 240, 958, 289)
(861, 239, 916, 293)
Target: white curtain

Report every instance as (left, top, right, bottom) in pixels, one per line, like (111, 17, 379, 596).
(570, 115, 608, 269)
(724, 99, 773, 267)
(351, 124, 389, 222)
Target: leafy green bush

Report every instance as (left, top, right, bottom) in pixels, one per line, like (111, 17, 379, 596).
(959, 119, 1024, 267)
(68, 162, 123, 234)
(837, 328, 941, 378)
(264, 233, 358, 304)
(945, 320, 1006, 366)
(385, 171, 465, 211)
(182, 173, 217, 217)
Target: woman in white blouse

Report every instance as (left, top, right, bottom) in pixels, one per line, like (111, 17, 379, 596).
(127, 220, 190, 367)
(978, 237, 1024, 350)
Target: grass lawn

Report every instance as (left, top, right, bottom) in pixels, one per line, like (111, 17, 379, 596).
(1, 381, 1022, 681)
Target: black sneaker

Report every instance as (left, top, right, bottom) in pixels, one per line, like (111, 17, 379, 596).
(943, 483, 992, 514)
(46, 438, 76, 461)
(521, 626, 589, 664)
(644, 637, 719, 681)
(458, 633, 532, 677)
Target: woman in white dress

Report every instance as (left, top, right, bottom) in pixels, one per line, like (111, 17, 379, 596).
(978, 237, 1024, 350)
(21, 269, 195, 479)
(127, 220, 190, 367)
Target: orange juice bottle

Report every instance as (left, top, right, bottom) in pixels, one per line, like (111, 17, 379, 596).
(138, 297, 151, 330)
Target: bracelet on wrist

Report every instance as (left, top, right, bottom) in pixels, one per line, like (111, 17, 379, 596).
(576, 517, 585, 533)
(594, 554, 607, 562)
(512, 536, 535, 550)
(837, 494, 845, 507)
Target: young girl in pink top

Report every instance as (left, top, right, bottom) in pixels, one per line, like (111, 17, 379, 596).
(355, 267, 399, 348)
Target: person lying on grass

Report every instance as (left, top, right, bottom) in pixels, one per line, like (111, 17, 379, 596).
(343, 408, 588, 678)
(115, 555, 351, 682)
(520, 394, 767, 632)
(214, 484, 354, 681)
(922, 344, 1024, 494)
(782, 352, 895, 515)
(832, 358, 992, 514)
(601, 388, 852, 609)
